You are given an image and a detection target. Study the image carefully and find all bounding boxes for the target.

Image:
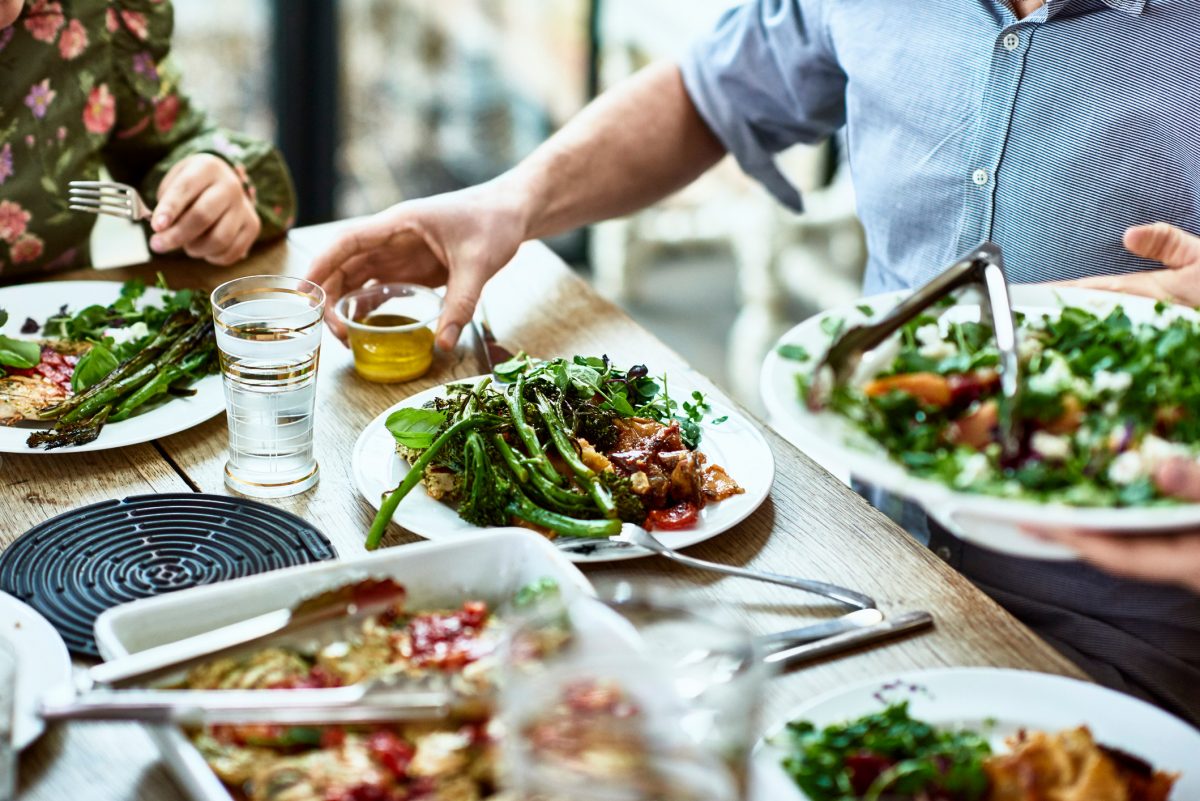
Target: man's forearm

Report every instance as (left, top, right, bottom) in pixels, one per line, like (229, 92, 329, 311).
(503, 61, 727, 241)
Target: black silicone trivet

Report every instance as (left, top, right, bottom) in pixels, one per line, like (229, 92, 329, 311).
(0, 493, 336, 657)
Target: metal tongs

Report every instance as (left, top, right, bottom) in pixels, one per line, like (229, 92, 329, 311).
(808, 241, 1024, 460)
(38, 579, 473, 726)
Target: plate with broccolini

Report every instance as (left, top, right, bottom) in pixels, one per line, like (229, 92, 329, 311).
(352, 355, 774, 562)
(761, 285, 1200, 558)
(0, 279, 223, 452)
(752, 667, 1196, 801)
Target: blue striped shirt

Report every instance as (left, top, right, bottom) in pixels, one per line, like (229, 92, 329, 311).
(681, 0, 1200, 726)
(681, 0, 1200, 294)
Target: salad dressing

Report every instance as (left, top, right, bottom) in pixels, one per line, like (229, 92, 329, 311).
(347, 312, 436, 383)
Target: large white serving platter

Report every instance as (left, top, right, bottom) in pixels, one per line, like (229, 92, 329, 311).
(0, 592, 72, 749)
(0, 281, 224, 453)
(752, 667, 1200, 800)
(761, 285, 1200, 559)
(352, 372, 775, 563)
(93, 529, 593, 801)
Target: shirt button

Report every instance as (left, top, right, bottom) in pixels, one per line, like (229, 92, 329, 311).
(972, 168, 990, 186)
(1003, 33, 1020, 51)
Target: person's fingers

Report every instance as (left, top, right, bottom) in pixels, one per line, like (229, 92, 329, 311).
(1155, 458, 1200, 502)
(437, 265, 484, 350)
(1062, 531, 1200, 591)
(151, 158, 211, 236)
(306, 221, 395, 286)
(185, 212, 242, 262)
(153, 185, 231, 253)
(205, 219, 257, 267)
(1124, 222, 1200, 270)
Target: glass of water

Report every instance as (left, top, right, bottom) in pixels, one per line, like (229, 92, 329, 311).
(499, 582, 766, 801)
(210, 275, 325, 499)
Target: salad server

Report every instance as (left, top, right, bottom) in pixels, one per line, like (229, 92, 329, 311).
(87, 578, 407, 690)
(808, 240, 1024, 459)
(557, 524, 876, 610)
(38, 676, 474, 726)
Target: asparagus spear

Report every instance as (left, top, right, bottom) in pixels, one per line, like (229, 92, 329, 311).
(35, 311, 193, 420)
(109, 345, 213, 422)
(26, 405, 112, 449)
(533, 391, 617, 519)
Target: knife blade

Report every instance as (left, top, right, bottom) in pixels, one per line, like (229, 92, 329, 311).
(764, 611, 934, 670)
(472, 311, 515, 374)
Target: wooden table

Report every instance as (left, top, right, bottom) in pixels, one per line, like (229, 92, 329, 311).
(10, 227, 1083, 800)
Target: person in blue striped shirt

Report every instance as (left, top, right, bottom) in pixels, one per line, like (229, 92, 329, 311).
(308, 0, 1200, 724)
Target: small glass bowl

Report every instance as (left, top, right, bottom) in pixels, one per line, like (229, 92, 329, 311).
(334, 283, 443, 383)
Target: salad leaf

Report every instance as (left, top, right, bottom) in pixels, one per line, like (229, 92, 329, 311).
(71, 344, 119, 393)
(386, 407, 448, 449)
(0, 335, 40, 369)
(777, 344, 811, 362)
(0, 309, 7, 327)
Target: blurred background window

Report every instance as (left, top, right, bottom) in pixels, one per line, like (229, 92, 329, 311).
(168, 0, 865, 409)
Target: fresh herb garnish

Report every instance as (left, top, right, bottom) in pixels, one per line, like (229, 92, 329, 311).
(777, 702, 991, 801)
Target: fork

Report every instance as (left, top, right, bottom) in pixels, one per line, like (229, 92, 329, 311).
(68, 180, 153, 222)
(556, 524, 876, 610)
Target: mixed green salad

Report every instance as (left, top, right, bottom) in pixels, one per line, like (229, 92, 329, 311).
(793, 301, 1200, 506)
(366, 354, 740, 549)
(7, 276, 217, 449)
(777, 702, 992, 801)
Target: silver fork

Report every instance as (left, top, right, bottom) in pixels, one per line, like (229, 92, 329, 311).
(556, 523, 876, 610)
(68, 180, 153, 222)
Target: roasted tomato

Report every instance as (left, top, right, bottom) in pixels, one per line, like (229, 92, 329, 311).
(864, 373, 952, 407)
(366, 730, 415, 778)
(645, 501, 699, 530)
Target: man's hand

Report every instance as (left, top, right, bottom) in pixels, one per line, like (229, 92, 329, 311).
(149, 154, 261, 266)
(306, 182, 528, 350)
(1038, 459, 1200, 594)
(1069, 222, 1200, 305)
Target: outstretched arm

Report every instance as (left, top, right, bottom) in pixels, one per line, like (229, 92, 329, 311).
(307, 62, 726, 349)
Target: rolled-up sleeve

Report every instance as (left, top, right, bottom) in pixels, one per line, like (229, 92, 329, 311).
(680, 0, 847, 210)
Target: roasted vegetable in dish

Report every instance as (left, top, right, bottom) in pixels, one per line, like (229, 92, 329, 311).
(797, 301, 1200, 506)
(776, 702, 1177, 801)
(180, 581, 557, 801)
(367, 355, 742, 549)
(0, 277, 218, 448)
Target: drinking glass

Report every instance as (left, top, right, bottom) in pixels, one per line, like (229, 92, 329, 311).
(499, 582, 765, 801)
(0, 636, 15, 801)
(210, 275, 325, 498)
(334, 283, 442, 383)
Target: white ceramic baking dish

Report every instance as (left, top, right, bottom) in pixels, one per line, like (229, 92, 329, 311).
(92, 528, 593, 801)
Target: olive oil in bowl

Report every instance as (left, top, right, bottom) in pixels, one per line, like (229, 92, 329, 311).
(335, 284, 442, 383)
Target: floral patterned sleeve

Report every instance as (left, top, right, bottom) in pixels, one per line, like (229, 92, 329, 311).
(99, 0, 296, 240)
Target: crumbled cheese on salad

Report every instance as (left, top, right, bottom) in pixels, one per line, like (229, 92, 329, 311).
(1029, 355, 1074, 394)
(1108, 450, 1144, 486)
(1093, 370, 1132, 395)
(103, 321, 149, 346)
(915, 324, 957, 360)
(1031, 431, 1072, 462)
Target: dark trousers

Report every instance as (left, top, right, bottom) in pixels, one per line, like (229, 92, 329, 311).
(854, 481, 1200, 728)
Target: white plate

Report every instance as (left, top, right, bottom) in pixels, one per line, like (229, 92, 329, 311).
(352, 373, 775, 563)
(752, 667, 1200, 801)
(93, 528, 594, 801)
(0, 592, 72, 749)
(761, 285, 1200, 560)
(0, 280, 223, 453)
